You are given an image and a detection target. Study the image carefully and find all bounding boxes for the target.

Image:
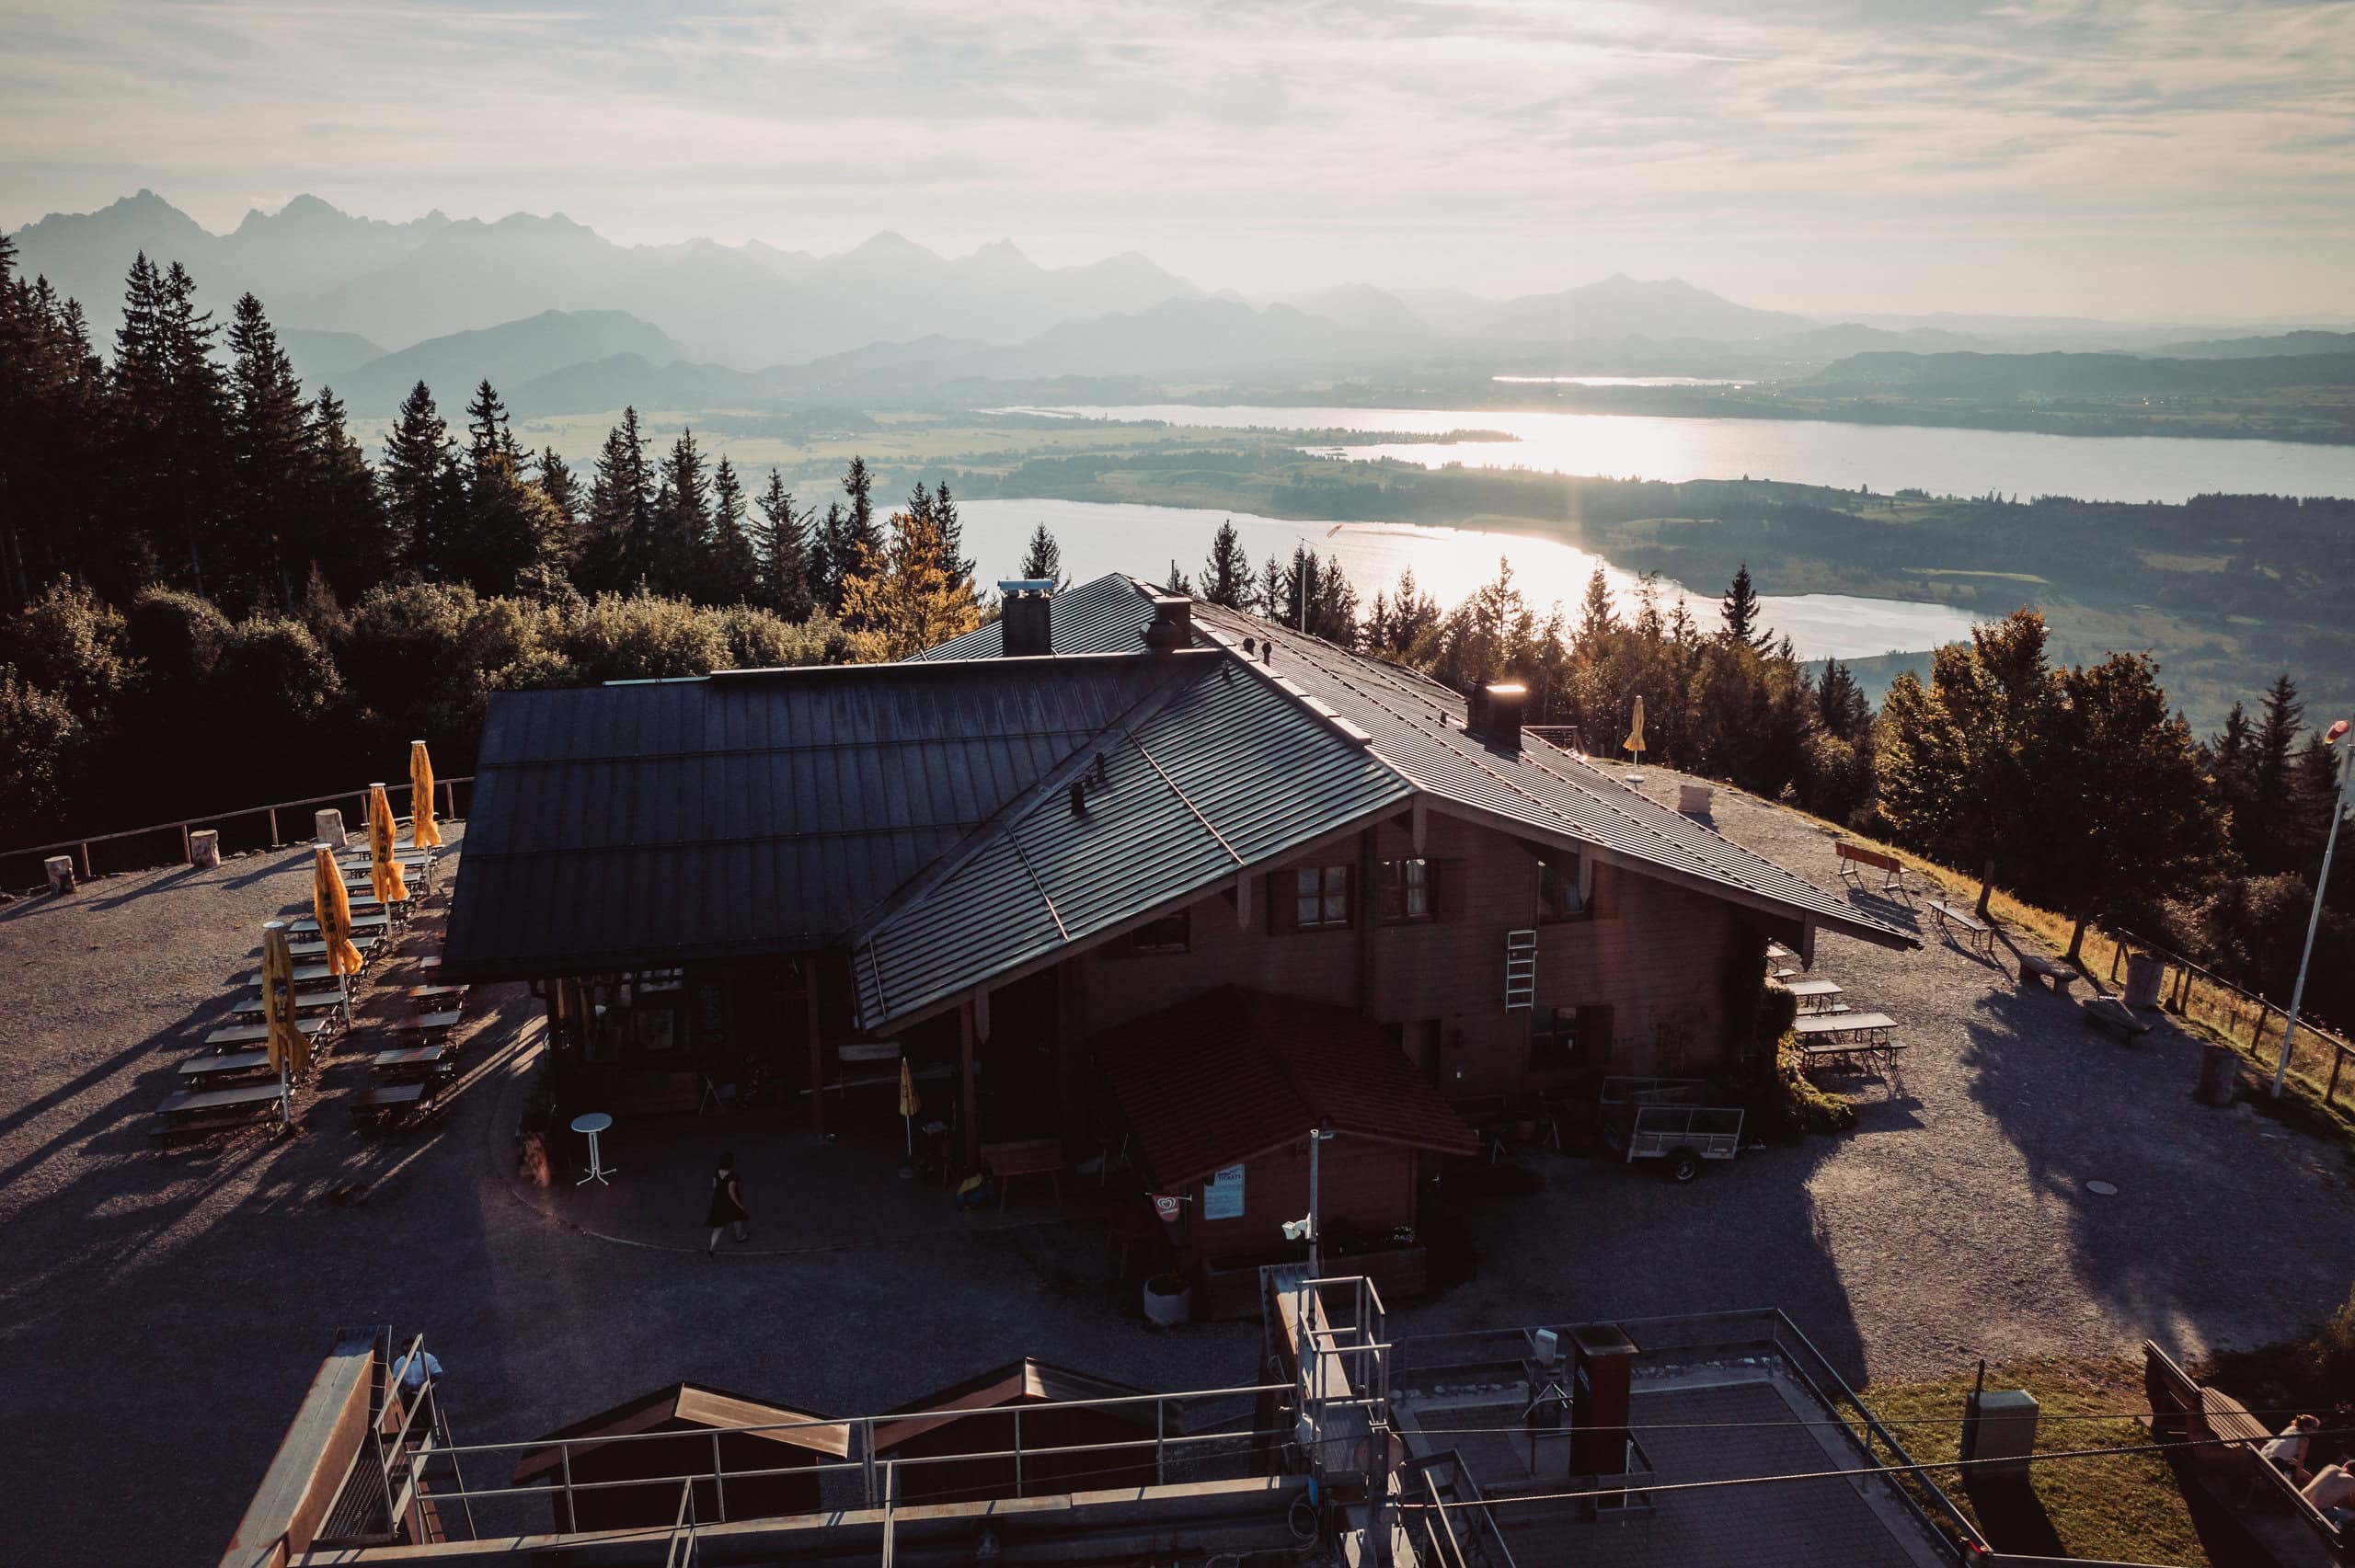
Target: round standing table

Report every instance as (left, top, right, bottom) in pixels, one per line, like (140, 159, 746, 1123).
(571, 1111, 615, 1185)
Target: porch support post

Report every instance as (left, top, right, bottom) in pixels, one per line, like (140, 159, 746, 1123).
(1235, 869, 1253, 929)
(1057, 962, 1086, 1152)
(1410, 798, 1428, 857)
(805, 961, 826, 1138)
(1358, 828, 1378, 1017)
(959, 999, 980, 1166)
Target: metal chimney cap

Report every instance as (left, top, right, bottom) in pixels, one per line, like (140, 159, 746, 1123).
(997, 578, 1057, 596)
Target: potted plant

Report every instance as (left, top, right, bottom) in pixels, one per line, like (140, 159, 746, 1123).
(1143, 1270, 1193, 1328)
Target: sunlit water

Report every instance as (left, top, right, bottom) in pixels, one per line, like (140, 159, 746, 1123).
(1005, 404, 2355, 504)
(1490, 375, 1750, 386)
(956, 498, 1977, 661)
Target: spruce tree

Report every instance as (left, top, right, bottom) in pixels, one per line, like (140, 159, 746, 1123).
(933, 479, 972, 592)
(1577, 566, 1617, 649)
(1258, 555, 1284, 619)
(306, 387, 395, 595)
(580, 408, 653, 593)
(2251, 672, 2305, 869)
(534, 447, 580, 571)
(380, 381, 462, 578)
(839, 456, 882, 578)
(703, 456, 760, 605)
(450, 380, 546, 591)
(1017, 521, 1066, 589)
(1200, 520, 1252, 608)
(1812, 659, 1871, 742)
(813, 500, 849, 613)
(651, 429, 711, 597)
(225, 292, 311, 608)
(754, 469, 814, 620)
(1719, 563, 1772, 650)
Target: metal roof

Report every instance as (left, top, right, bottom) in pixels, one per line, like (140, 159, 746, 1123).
(1183, 595, 1916, 948)
(912, 572, 1203, 660)
(848, 649, 1408, 1025)
(441, 655, 1193, 979)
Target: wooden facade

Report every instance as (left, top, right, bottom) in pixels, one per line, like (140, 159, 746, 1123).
(868, 1361, 1159, 1505)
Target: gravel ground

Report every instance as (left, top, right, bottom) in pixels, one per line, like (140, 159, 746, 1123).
(6, 784, 2352, 1562)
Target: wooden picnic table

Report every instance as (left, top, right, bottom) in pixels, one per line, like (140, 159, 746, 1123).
(1926, 898, 1998, 958)
(1765, 941, 1797, 964)
(178, 1049, 274, 1082)
(289, 911, 390, 937)
(1794, 1011, 1898, 1044)
(1794, 1010, 1906, 1074)
(405, 984, 468, 1011)
(1780, 977, 1847, 1013)
(389, 1009, 465, 1035)
(204, 1016, 331, 1050)
(289, 935, 377, 963)
(245, 963, 350, 989)
(152, 1081, 285, 1139)
(351, 1080, 440, 1128)
(372, 1044, 454, 1079)
(229, 990, 348, 1023)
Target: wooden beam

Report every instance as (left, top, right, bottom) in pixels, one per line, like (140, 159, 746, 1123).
(974, 986, 992, 1042)
(1235, 869, 1253, 929)
(805, 961, 826, 1138)
(1410, 798, 1428, 857)
(959, 1000, 980, 1165)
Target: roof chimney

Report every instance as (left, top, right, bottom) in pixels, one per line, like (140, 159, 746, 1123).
(998, 579, 1054, 658)
(1480, 682, 1527, 752)
(1142, 595, 1192, 652)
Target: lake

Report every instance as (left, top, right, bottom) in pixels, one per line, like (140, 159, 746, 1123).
(955, 498, 1978, 661)
(1007, 404, 2355, 505)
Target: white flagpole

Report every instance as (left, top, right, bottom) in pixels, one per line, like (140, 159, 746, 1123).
(2274, 738, 2353, 1095)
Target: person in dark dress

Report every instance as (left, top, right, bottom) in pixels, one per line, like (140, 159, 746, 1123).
(705, 1152, 749, 1254)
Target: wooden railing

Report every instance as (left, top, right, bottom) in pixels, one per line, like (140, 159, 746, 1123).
(2108, 927, 2355, 1104)
(0, 775, 473, 891)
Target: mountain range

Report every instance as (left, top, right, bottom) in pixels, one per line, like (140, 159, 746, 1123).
(12, 191, 2351, 418)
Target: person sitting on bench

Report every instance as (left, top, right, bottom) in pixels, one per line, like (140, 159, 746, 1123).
(2265, 1413, 2322, 1483)
(2302, 1455, 2355, 1526)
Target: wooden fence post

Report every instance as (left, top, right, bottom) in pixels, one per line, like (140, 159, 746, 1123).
(268, 807, 280, 846)
(77, 841, 91, 880)
(2328, 1047, 2343, 1106)
(180, 824, 192, 864)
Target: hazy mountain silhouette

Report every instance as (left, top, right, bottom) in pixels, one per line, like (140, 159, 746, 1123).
(337, 310, 688, 411)
(1467, 273, 1817, 342)
(2148, 328, 2355, 360)
(281, 327, 387, 387)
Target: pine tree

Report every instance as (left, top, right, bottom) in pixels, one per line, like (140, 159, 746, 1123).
(1163, 559, 1192, 597)
(1258, 555, 1284, 619)
(839, 456, 882, 583)
(1577, 566, 1617, 650)
(0, 241, 105, 603)
(379, 381, 462, 577)
(448, 380, 548, 591)
(933, 479, 972, 593)
(224, 292, 311, 608)
(2246, 673, 2305, 872)
(754, 469, 814, 620)
(649, 429, 712, 598)
(702, 456, 760, 605)
(305, 387, 395, 596)
(106, 255, 232, 595)
(813, 500, 849, 613)
(1200, 520, 1253, 608)
(580, 408, 653, 593)
(1017, 521, 1067, 589)
(534, 447, 580, 569)
(1812, 658, 1871, 742)
(1719, 563, 1772, 650)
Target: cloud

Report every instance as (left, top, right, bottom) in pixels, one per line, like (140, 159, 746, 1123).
(1, 0, 2349, 315)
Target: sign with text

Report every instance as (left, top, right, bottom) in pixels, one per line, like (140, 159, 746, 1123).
(1202, 1163, 1246, 1220)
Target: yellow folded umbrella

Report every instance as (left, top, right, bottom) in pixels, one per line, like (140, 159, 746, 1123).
(369, 783, 411, 905)
(261, 920, 310, 1082)
(311, 845, 364, 978)
(1623, 694, 1648, 761)
(409, 740, 443, 849)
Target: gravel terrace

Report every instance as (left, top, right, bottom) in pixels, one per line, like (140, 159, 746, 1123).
(4, 781, 2352, 1562)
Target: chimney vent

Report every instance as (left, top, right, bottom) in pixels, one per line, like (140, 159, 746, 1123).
(1142, 595, 1192, 652)
(1069, 780, 1088, 817)
(998, 579, 1055, 658)
(1479, 682, 1527, 751)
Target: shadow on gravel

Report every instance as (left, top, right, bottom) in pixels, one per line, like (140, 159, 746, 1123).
(90, 865, 201, 910)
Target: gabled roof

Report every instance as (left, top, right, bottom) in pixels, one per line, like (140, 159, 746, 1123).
(510, 1382, 848, 1482)
(869, 1359, 1153, 1452)
(1098, 988, 1481, 1188)
(442, 654, 1190, 979)
(847, 649, 1407, 1025)
(911, 571, 1200, 659)
(1184, 592, 1913, 947)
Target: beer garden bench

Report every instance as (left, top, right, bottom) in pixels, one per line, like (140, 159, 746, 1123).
(1926, 898, 1998, 958)
(982, 1137, 1064, 1210)
(1835, 841, 1911, 899)
(2017, 955, 2080, 997)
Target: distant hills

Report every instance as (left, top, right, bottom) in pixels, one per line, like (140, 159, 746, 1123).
(10, 190, 2352, 419)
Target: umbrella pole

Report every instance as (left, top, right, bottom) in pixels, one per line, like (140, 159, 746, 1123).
(278, 1054, 293, 1130)
(904, 1113, 913, 1156)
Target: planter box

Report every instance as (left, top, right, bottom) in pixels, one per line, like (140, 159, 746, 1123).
(1197, 1243, 1430, 1321)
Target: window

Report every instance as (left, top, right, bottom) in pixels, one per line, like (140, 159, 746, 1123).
(1528, 1004, 1613, 1073)
(1130, 910, 1191, 954)
(1379, 858, 1433, 923)
(1538, 850, 1587, 922)
(1294, 864, 1351, 930)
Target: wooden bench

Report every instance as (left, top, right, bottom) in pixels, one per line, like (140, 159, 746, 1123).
(288, 935, 377, 965)
(1926, 898, 1998, 958)
(1835, 841, 1910, 899)
(982, 1138, 1064, 1210)
(2143, 1340, 2345, 1548)
(178, 1049, 275, 1084)
(2083, 996, 2154, 1042)
(204, 1016, 331, 1050)
(2017, 955, 2080, 997)
(405, 984, 468, 1011)
(229, 990, 349, 1024)
(151, 1082, 286, 1142)
(372, 1044, 455, 1081)
(389, 1010, 465, 1036)
(1798, 1039, 1910, 1075)
(351, 1081, 441, 1130)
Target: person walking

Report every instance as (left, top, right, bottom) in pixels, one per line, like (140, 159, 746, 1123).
(705, 1151, 750, 1255)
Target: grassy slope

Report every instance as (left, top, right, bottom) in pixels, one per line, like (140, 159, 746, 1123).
(1865, 1358, 2214, 1565)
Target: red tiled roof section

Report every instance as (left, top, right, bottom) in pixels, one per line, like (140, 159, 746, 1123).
(1097, 987, 1479, 1188)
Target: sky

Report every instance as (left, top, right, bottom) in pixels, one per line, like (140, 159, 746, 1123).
(4, 0, 2352, 319)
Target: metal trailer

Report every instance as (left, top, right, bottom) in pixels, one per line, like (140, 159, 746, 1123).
(1598, 1078, 1746, 1183)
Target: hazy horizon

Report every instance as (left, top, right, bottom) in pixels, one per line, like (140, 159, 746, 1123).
(6, 1, 2353, 321)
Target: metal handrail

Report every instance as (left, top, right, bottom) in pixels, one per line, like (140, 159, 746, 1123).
(2109, 926, 2355, 1093)
(1, 773, 472, 884)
